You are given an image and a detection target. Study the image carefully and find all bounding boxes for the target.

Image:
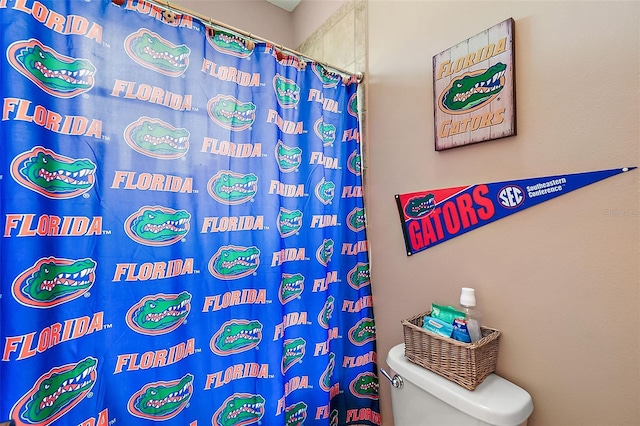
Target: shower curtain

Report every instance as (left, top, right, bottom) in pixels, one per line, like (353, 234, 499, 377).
(0, 1, 379, 425)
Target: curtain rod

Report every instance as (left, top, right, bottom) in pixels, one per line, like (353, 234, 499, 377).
(116, 0, 363, 83)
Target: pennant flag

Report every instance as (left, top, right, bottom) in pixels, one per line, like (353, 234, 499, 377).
(395, 167, 636, 256)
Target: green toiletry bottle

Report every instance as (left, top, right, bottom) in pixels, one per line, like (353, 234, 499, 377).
(460, 287, 482, 343)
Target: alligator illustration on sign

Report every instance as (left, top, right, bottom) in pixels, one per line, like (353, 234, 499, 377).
(347, 150, 362, 176)
(124, 28, 190, 77)
(128, 373, 194, 420)
(349, 317, 376, 346)
(277, 208, 303, 238)
(124, 117, 190, 159)
(313, 118, 336, 146)
(10, 357, 98, 425)
(12, 256, 96, 308)
(11, 146, 96, 199)
(281, 337, 306, 373)
(276, 141, 302, 173)
(404, 193, 436, 218)
(439, 62, 507, 114)
(285, 401, 307, 426)
(207, 29, 254, 58)
(279, 273, 304, 304)
(273, 74, 300, 108)
(7, 38, 96, 98)
(347, 207, 366, 233)
(349, 372, 379, 400)
(124, 205, 191, 246)
(207, 170, 258, 204)
(318, 295, 335, 329)
(208, 245, 260, 280)
(207, 94, 256, 131)
(210, 319, 263, 355)
(347, 262, 370, 290)
(212, 393, 265, 426)
(316, 238, 334, 267)
(311, 62, 340, 88)
(314, 177, 335, 205)
(126, 291, 191, 335)
(319, 352, 336, 391)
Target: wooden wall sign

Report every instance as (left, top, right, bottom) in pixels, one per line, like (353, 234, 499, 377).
(434, 18, 515, 151)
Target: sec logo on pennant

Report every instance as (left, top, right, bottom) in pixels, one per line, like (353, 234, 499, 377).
(498, 185, 524, 208)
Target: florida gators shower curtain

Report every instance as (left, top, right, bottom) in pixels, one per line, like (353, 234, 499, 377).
(0, 1, 379, 424)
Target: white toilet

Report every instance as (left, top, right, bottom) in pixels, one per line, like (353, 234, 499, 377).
(385, 343, 533, 426)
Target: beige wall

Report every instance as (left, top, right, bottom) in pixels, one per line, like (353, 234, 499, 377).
(295, 0, 364, 75)
(174, 0, 293, 46)
(367, 1, 639, 426)
(292, 0, 347, 48)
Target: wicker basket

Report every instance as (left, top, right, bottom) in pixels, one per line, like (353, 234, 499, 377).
(401, 311, 500, 390)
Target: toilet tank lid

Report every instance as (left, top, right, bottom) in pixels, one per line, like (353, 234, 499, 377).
(387, 344, 533, 426)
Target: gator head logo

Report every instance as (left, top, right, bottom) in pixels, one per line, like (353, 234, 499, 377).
(12, 257, 96, 308)
(404, 193, 435, 218)
(124, 205, 191, 246)
(273, 74, 300, 108)
(313, 118, 336, 146)
(349, 317, 376, 346)
(319, 352, 335, 391)
(347, 207, 366, 232)
(347, 151, 361, 176)
(350, 372, 379, 400)
(314, 177, 335, 205)
(207, 170, 258, 205)
(285, 401, 307, 426)
(208, 245, 260, 280)
(11, 146, 96, 199)
(210, 319, 263, 355)
(312, 63, 340, 88)
(276, 141, 302, 173)
(126, 291, 191, 335)
(124, 117, 190, 159)
(277, 207, 303, 238)
(124, 28, 190, 77)
(208, 95, 256, 131)
(281, 337, 305, 374)
(279, 273, 304, 304)
(7, 38, 95, 98)
(10, 357, 97, 425)
(212, 393, 265, 426)
(348, 262, 370, 290)
(316, 239, 334, 266)
(439, 62, 507, 114)
(128, 373, 194, 420)
(318, 295, 335, 329)
(348, 92, 359, 117)
(207, 29, 254, 58)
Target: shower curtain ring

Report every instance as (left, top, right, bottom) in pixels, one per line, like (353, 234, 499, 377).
(246, 37, 255, 51)
(162, 1, 177, 24)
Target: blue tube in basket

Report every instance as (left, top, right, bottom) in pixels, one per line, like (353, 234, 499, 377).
(452, 318, 472, 343)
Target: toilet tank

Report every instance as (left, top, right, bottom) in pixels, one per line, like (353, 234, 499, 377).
(386, 344, 533, 426)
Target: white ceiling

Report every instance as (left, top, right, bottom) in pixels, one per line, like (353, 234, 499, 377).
(265, 0, 301, 12)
